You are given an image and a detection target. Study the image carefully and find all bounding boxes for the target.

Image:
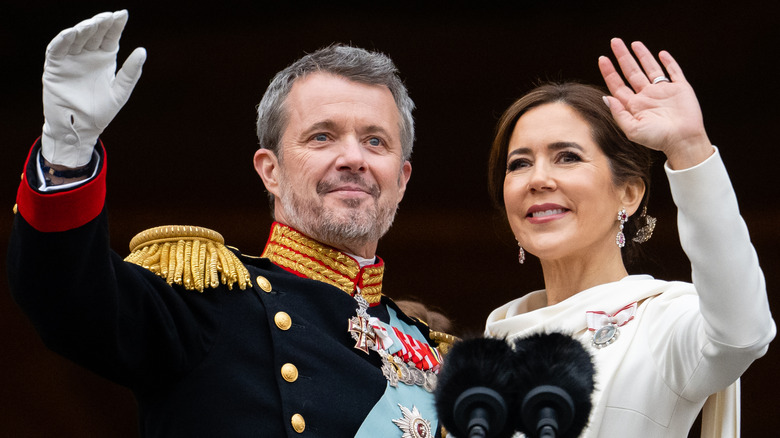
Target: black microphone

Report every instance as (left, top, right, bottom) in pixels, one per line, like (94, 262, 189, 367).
(511, 332, 595, 438)
(434, 337, 518, 438)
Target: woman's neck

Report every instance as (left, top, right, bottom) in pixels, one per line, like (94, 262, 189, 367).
(540, 248, 629, 307)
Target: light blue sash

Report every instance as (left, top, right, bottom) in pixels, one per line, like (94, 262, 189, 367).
(355, 307, 439, 437)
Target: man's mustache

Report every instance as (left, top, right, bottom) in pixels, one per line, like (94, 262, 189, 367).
(317, 174, 380, 198)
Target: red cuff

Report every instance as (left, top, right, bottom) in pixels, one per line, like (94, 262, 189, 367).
(15, 139, 107, 232)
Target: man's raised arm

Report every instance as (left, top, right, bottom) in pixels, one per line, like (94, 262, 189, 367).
(40, 10, 145, 181)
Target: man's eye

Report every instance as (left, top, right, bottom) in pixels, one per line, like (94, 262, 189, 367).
(367, 137, 382, 147)
(314, 134, 328, 142)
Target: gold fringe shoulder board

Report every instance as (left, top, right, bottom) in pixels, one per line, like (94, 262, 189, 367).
(124, 225, 252, 292)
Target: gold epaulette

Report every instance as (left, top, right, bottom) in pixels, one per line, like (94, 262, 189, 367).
(124, 225, 252, 292)
(429, 331, 459, 356)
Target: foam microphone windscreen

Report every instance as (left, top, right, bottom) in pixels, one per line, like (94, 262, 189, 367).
(434, 336, 519, 438)
(512, 332, 595, 438)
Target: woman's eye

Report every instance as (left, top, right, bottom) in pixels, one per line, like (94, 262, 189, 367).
(559, 151, 582, 163)
(507, 158, 530, 172)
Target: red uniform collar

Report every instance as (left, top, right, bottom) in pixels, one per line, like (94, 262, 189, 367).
(261, 222, 384, 305)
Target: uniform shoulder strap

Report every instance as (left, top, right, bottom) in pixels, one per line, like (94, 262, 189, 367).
(125, 225, 252, 292)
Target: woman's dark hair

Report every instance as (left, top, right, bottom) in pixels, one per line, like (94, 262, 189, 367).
(488, 82, 654, 263)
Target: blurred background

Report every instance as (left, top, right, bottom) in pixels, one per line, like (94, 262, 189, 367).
(2, 1, 777, 436)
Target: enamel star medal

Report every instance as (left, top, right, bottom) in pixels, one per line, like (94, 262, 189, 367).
(393, 404, 432, 438)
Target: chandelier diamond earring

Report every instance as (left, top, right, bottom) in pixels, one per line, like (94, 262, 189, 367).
(616, 208, 627, 248)
(632, 206, 657, 243)
(517, 241, 525, 264)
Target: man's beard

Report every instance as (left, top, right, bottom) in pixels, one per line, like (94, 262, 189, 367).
(277, 171, 399, 249)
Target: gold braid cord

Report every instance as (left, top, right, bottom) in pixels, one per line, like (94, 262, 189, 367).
(125, 225, 252, 292)
(429, 331, 459, 356)
(261, 223, 384, 304)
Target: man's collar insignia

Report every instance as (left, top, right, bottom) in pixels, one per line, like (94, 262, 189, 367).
(261, 222, 384, 304)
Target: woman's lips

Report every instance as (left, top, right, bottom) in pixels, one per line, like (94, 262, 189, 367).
(526, 204, 569, 223)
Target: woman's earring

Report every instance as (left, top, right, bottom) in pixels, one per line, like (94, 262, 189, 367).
(616, 208, 627, 248)
(517, 242, 525, 264)
(632, 206, 657, 243)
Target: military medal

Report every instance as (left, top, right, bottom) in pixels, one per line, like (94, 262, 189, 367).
(348, 314, 376, 354)
(348, 293, 440, 392)
(586, 302, 637, 349)
(392, 404, 432, 438)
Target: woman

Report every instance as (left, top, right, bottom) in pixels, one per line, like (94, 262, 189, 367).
(484, 38, 775, 436)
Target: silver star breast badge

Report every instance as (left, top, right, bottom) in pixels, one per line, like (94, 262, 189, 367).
(392, 404, 432, 438)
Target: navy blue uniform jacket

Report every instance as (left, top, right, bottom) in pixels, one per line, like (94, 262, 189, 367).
(9, 140, 444, 437)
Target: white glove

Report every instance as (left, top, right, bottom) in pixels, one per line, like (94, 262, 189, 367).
(41, 10, 146, 167)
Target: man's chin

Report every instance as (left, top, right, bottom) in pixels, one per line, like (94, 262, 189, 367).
(323, 195, 372, 210)
(321, 199, 376, 217)
(319, 209, 386, 240)
(323, 216, 375, 235)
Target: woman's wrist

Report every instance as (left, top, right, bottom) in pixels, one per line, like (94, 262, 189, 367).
(664, 135, 714, 170)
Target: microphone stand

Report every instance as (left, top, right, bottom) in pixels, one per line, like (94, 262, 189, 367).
(453, 387, 508, 438)
(520, 385, 574, 438)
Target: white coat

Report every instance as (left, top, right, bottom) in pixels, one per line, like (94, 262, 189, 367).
(486, 149, 775, 437)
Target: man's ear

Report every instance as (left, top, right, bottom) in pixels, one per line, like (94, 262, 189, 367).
(620, 176, 646, 216)
(396, 160, 412, 203)
(254, 148, 281, 198)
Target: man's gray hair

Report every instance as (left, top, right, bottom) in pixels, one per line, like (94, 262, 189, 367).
(256, 44, 415, 161)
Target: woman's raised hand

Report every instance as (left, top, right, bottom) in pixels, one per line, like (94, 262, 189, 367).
(598, 38, 713, 169)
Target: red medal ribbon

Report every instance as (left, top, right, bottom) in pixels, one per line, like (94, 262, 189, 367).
(391, 327, 441, 371)
(586, 301, 637, 332)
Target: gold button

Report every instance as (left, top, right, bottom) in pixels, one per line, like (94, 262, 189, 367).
(291, 413, 305, 433)
(256, 276, 272, 292)
(274, 312, 292, 330)
(281, 363, 299, 382)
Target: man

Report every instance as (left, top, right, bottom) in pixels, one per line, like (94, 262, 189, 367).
(9, 10, 453, 437)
